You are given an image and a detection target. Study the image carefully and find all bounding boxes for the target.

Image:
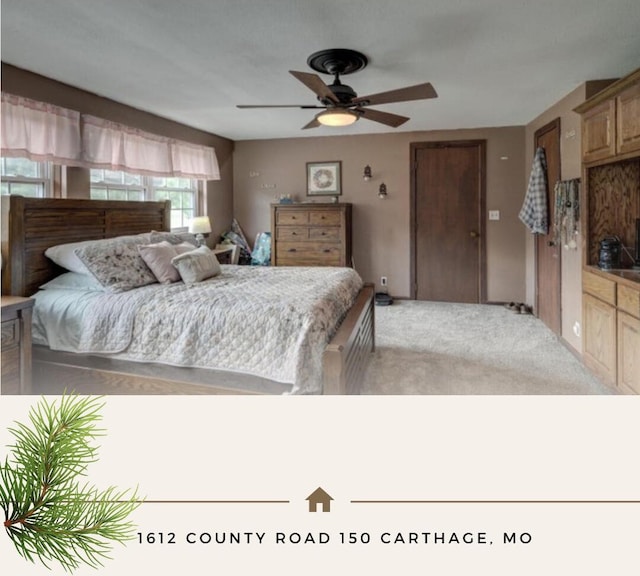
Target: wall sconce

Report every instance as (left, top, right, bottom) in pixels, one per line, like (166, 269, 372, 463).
(363, 165, 372, 181)
(378, 183, 387, 199)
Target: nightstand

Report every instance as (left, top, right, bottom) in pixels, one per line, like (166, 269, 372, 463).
(1, 296, 34, 395)
(213, 246, 235, 265)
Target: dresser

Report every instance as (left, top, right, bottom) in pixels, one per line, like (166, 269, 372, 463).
(1, 296, 34, 395)
(271, 203, 352, 267)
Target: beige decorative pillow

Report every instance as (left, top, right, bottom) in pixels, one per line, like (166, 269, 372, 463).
(171, 245, 221, 284)
(138, 241, 195, 284)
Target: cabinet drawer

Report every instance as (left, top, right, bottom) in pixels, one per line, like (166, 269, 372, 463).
(583, 271, 616, 305)
(1, 319, 18, 348)
(309, 211, 341, 226)
(309, 227, 341, 242)
(618, 283, 640, 318)
(277, 227, 310, 241)
(276, 211, 309, 225)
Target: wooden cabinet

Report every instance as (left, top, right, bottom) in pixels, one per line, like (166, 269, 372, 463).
(617, 311, 640, 395)
(581, 99, 616, 163)
(577, 68, 640, 163)
(577, 67, 640, 394)
(271, 203, 352, 267)
(617, 81, 640, 156)
(583, 276, 617, 386)
(1, 296, 34, 395)
(582, 269, 640, 392)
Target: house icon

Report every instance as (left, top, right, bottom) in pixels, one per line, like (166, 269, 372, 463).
(306, 487, 333, 513)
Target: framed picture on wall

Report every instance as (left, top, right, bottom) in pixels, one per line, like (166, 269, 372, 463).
(306, 161, 342, 196)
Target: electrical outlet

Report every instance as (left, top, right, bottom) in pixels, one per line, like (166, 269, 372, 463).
(380, 276, 388, 287)
(489, 210, 500, 221)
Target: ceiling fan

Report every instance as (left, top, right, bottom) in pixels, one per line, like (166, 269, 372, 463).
(236, 48, 437, 129)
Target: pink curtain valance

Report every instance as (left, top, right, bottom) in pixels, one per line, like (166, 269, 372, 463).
(1, 93, 82, 165)
(1, 93, 221, 180)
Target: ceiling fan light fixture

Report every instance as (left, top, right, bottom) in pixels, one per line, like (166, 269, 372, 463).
(316, 109, 358, 127)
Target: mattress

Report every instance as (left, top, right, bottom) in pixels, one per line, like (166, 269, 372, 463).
(32, 265, 363, 394)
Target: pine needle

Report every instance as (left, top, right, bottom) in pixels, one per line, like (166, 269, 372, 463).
(1, 395, 143, 572)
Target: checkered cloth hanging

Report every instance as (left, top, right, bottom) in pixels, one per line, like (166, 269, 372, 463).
(519, 147, 549, 234)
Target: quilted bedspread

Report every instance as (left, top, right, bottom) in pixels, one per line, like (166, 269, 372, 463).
(73, 266, 363, 394)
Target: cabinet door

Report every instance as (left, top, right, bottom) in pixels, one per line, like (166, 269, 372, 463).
(582, 100, 616, 163)
(617, 311, 640, 395)
(616, 82, 640, 156)
(583, 293, 617, 385)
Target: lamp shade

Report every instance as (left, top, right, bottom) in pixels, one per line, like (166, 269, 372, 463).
(316, 109, 358, 127)
(189, 216, 212, 234)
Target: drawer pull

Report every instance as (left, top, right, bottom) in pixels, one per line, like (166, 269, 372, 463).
(323, 249, 331, 253)
(292, 232, 297, 235)
(288, 248, 297, 252)
(321, 232, 326, 236)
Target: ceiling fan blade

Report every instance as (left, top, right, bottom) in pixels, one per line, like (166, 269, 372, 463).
(237, 104, 325, 109)
(289, 71, 339, 104)
(302, 117, 321, 130)
(353, 82, 437, 106)
(355, 107, 409, 128)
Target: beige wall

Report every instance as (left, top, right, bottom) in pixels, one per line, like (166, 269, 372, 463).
(234, 126, 526, 300)
(1, 63, 235, 242)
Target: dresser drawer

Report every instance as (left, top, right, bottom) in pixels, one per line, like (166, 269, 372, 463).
(618, 283, 640, 318)
(1, 319, 19, 348)
(309, 211, 341, 226)
(276, 210, 309, 225)
(583, 270, 616, 305)
(277, 227, 310, 241)
(309, 227, 341, 242)
(277, 243, 342, 265)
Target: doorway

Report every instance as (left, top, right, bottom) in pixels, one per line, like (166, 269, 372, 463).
(411, 140, 486, 302)
(534, 119, 562, 335)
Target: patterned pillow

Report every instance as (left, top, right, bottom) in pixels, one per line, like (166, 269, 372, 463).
(138, 241, 195, 284)
(45, 233, 151, 275)
(74, 237, 157, 292)
(150, 230, 199, 247)
(171, 245, 221, 284)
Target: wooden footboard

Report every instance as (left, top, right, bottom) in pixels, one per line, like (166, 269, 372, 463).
(322, 283, 375, 395)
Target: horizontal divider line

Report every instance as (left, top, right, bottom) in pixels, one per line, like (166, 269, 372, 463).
(351, 500, 640, 504)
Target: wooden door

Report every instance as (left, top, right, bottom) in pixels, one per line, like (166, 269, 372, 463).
(534, 119, 562, 334)
(411, 141, 486, 303)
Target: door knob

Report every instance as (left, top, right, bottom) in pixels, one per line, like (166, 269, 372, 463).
(470, 231, 479, 238)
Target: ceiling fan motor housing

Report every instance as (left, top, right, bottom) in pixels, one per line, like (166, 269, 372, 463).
(325, 82, 357, 105)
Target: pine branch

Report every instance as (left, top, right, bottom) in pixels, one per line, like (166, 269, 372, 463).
(1, 395, 143, 572)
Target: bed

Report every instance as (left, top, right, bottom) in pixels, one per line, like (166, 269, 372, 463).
(4, 196, 375, 395)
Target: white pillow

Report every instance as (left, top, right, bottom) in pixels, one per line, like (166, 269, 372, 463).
(171, 245, 221, 284)
(39, 272, 106, 291)
(45, 233, 151, 275)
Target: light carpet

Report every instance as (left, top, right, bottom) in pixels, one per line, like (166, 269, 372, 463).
(361, 300, 614, 395)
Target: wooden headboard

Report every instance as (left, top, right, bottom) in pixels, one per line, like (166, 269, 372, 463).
(5, 196, 171, 297)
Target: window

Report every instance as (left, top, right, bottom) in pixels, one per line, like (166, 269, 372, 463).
(0, 157, 51, 197)
(90, 169, 198, 229)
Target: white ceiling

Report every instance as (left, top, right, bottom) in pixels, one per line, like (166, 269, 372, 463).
(2, 0, 640, 141)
